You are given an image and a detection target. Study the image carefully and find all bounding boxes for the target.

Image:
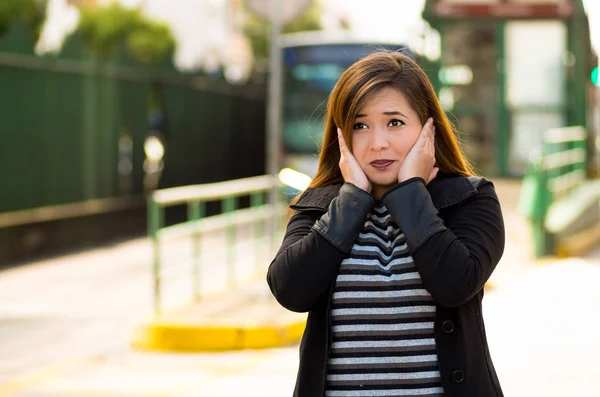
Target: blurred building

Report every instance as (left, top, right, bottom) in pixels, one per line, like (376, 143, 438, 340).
(423, 0, 597, 177)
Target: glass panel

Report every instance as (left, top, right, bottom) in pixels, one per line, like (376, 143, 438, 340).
(505, 21, 566, 107)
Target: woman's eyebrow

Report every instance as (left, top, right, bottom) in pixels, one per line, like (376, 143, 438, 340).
(355, 111, 408, 119)
(382, 111, 408, 118)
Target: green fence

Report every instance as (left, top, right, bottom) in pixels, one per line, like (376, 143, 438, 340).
(519, 126, 588, 257)
(0, 23, 266, 218)
(148, 175, 285, 314)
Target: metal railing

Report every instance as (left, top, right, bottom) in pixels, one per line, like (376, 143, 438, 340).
(542, 127, 587, 198)
(147, 175, 284, 313)
(520, 126, 587, 257)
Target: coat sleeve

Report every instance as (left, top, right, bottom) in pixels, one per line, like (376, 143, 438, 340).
(380, 178, 505, 308)
(267, 183, 375, 312)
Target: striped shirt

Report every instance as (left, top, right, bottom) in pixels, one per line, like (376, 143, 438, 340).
(325, 203, 445, 397)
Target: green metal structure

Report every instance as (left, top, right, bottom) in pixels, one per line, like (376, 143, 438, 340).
(519, 126, 587, 256)
(147, 175, 284, 314)
(422, 0, 596, 177)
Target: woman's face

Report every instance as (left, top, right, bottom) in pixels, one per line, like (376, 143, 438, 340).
(350, 86, 423, 197)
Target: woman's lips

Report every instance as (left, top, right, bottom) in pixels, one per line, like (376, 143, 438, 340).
(370, 160, 395, 170)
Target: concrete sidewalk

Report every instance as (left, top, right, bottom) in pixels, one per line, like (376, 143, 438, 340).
(484, 256, 600, 396)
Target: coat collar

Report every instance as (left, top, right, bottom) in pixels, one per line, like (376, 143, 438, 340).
(291, 173, 478, 212)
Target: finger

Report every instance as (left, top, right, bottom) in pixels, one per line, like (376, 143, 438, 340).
(428, 118, 435, 139)
(422, 119, 434, 149)
(428, 125, 436, 150)
(337, 128, 348, 166)
(337, 128, 351, 155)
(418, 117, 434, 146)
(337, 128, 345, 146)
(425, 117, 433, 131)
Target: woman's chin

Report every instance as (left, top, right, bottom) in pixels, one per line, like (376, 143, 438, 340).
(368, 175, 398, 189)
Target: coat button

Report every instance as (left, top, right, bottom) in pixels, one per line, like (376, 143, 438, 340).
(442, 320, 455, 333)
(452, 370, 465, 383)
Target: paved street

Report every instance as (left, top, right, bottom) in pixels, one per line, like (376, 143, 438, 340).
(1, 180, 600, 396)
(0, 225, 276, 388)
(486, 257, 600, 396)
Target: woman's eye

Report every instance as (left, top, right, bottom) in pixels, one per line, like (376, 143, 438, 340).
(389, 119, 405, 127)
(353, 123, 367, 130)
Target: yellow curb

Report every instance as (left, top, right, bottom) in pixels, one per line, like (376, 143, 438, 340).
(131, 320, 306, 352)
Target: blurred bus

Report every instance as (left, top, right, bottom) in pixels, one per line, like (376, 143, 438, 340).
(279, 31, 417, 194)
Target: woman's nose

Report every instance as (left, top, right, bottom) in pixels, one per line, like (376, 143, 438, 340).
(370, 128, 390, 151)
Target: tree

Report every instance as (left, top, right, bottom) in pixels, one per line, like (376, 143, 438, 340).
(0, 0, 47, 41)
(67, 2, 175, 64)
(126, 21, 175, 64)
(243, 0, 323, 61)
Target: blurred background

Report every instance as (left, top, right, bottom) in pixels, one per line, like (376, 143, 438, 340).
(1, 0, 600, 396)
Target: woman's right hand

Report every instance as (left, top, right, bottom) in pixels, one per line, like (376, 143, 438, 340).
(338, 128, 371, 193)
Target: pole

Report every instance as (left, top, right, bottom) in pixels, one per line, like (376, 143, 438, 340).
(148, 199, 163, 314)
(266, 0, 283, 257)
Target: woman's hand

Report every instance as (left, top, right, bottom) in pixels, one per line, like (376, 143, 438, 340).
(398, 117, 439, 185)
(338, 128, 372, 193)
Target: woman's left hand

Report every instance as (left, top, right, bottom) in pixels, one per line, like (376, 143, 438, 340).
(397, 117, 439, 185)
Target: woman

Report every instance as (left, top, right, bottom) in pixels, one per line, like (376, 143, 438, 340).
(267, 51, 505, 397)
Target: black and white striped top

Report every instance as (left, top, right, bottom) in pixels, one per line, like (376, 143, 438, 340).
(325, 203, 445, 397)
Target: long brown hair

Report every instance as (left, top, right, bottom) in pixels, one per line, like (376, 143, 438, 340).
(294, 51, 475, 203)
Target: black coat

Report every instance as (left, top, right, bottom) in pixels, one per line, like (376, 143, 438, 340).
(267, 174, 505, 397)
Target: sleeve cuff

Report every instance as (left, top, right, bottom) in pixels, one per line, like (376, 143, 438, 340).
(311, 182, 375, 253)
(380, 178, 446, 251)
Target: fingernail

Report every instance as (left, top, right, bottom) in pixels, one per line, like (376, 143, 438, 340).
(337, 128, 341, 134)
